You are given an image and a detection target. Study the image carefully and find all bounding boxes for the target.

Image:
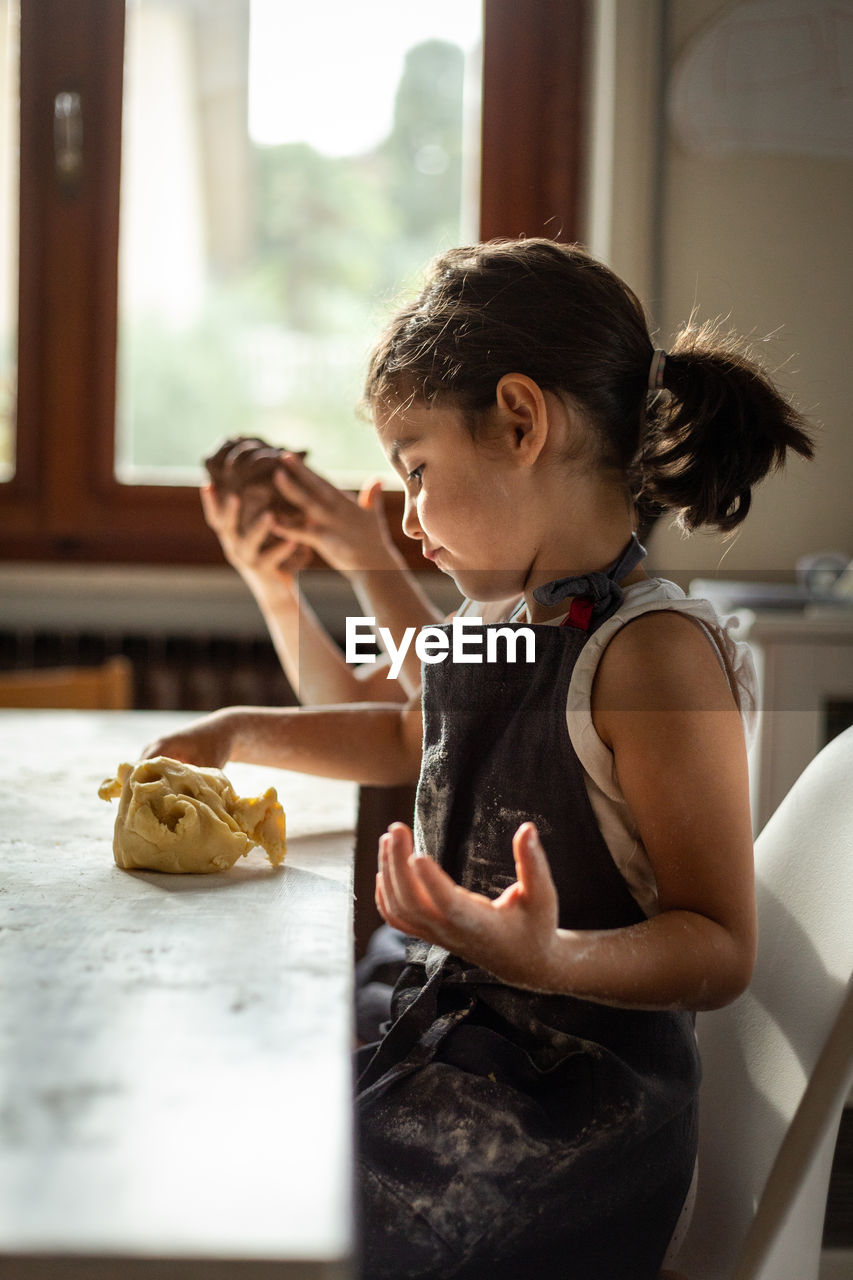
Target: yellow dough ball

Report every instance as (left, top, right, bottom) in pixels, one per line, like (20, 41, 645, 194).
(98, 757, 286, 873)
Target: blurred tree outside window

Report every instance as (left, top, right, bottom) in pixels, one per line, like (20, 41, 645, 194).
(116, 0, 483, 488)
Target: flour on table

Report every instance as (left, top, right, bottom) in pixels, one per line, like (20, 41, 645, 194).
(98, 756, 286, 873)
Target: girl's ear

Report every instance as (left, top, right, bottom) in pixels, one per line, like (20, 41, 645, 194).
(494, 373, 549, 466)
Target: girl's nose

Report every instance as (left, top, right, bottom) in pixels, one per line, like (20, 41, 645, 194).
(402, 493, 423, 540)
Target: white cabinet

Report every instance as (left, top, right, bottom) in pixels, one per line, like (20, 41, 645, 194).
(730, 610, 853, 833)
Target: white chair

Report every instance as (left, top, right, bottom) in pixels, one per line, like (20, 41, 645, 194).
(671, 726, 853, 1279)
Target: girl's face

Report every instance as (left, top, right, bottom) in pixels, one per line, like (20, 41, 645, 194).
(377, 398, 535, 602)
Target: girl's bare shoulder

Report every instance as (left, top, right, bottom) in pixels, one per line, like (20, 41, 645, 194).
(593, 608, 737, 718)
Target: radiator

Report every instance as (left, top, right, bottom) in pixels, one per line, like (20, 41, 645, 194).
(0, 629, 297, 711)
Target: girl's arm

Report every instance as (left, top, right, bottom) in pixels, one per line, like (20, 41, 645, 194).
(203, 461, 441, 703)
(376, 612, 757, 1012)
(141, 694, 424, 787)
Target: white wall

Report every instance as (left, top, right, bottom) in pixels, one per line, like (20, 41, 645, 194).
(586, 0, 853, 583)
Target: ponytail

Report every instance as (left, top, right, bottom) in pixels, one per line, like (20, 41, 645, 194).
(640, 320, 814, 533)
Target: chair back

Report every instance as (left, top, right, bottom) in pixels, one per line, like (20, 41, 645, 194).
(675, 726, 853, 1280)
(0, 657, 133, 709)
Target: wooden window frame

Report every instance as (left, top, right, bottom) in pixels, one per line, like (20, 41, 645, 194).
(1, 0, 588, 568)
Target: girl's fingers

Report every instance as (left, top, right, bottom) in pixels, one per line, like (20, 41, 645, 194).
(377, 831, 405, 918)
(279, 452, 341, 504)
(239, 509, 278, 558)
(409, 852, 463, 919)
(276, 458, 366, 539)
(256, 537, 301, 573)
(512, 822, 558, 907)
(269, 516, 313, 544)
(377, 833, 417, 930)
(200, 483, 220, 527)
(375, 837, 393, 914)
(358, 481, 393, 538)
(201, 484, 239, 535)
(383, 825, 422, 915)
(269, 540, 313, 573)
(357, 478, 383, 510)
(272, 464, 314, 514)
(268, 487, 328, 549)
(375, 875, 411, 934)
(376, 879, 416, 935)
(275, 454, 342, 515)
(384, 825, 445, 924)
(202, 483, 260, 550)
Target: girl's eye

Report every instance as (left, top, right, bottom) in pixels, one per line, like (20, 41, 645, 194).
(407, 465, 424, 488)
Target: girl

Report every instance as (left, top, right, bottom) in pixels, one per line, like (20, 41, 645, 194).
(144, 239, 813, 1280)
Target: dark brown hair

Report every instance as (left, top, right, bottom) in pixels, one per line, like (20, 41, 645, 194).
(363, 238, 814, 533)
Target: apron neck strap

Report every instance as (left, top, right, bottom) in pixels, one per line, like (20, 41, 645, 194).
(531, 533, 647, 632)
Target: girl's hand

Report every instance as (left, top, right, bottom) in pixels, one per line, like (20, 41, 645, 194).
(201, 484, 312, 589)
(140, 710, 237, 769)
(376, 821, 560, 991)
(269, 454, 402, 576)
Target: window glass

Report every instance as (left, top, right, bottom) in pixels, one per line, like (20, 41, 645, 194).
(116, 0, 482, 487)
(0, 0, 19, 482)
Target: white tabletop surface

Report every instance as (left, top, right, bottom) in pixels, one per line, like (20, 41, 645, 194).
(0, 712, 357, 1277)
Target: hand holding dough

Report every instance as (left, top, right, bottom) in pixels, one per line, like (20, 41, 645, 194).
(98, 757, 286, 873)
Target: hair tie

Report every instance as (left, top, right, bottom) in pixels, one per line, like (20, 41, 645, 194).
(648, 348, 667, 392)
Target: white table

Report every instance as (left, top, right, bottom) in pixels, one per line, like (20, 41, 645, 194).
(0, 712, 357, 1278)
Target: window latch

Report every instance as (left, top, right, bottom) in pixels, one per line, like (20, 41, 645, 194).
(54, 91, 83, 191)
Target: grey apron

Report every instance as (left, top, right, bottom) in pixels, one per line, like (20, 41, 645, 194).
(355, 540, 700, 1280)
